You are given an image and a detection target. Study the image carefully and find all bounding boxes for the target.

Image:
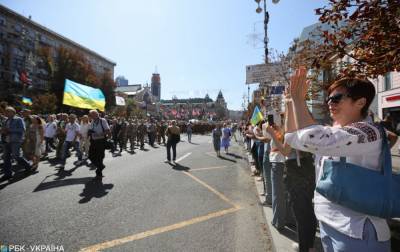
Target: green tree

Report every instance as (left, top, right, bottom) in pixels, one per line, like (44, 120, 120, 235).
(32, 93, 58, 114)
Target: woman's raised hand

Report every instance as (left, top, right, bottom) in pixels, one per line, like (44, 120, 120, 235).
(289, 67, 310, 103)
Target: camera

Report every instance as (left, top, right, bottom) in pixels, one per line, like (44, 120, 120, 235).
(267, 114, 274, 125)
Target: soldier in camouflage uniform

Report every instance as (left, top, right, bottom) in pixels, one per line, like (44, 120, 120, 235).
(160, 121, 167, 145)
(137, 120, 146, 150)
(126, 119, 137, 152)
(118, 118, 128, 151)
(156, 121, 162, 145)
(56, 113, 68, 159)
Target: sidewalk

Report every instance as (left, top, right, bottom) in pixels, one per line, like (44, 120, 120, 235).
(243, 150, 322, 252)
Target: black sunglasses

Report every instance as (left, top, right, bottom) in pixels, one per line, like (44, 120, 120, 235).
(326, 93, 350, 104)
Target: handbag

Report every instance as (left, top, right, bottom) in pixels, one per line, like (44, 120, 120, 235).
(316, 125, 400, 218)
(104, 138, 113, 150)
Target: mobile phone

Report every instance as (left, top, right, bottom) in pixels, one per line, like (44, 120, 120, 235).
(267, 114, 274, 125)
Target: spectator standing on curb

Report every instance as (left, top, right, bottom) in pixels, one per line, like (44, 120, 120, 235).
(265, 94, 317, 252)
(165, 120, 180, 164)
(286, 68, 394, 252)
(88, 110, 110, 179)
(264, 119, 287, 232)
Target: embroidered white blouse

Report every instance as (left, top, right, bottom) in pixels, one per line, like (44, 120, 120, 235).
(285, 121, 390, 241)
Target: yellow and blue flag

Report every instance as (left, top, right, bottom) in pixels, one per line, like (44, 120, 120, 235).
(22, 97, 32, 106)
(62, 79, 105, 111)
(250, 106, 264, 126)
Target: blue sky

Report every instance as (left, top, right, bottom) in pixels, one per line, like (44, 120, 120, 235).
(2, 0, 327, 110)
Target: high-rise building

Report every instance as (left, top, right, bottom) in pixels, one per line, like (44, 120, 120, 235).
(116, 75, 128, 86)
(0, 4, 116, 102)
(151, 73, 161, 101)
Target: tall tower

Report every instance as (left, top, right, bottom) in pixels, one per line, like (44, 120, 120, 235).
(151, 69, 161, 101)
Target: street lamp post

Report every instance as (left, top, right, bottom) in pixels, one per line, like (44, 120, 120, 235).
(254, 0, 279, 111)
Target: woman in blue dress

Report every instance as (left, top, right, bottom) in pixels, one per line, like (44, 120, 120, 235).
(221, 123, 231, 154)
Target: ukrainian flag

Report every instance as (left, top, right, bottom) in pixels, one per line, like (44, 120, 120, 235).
(250, 106, 264, 126)
(62, 79, 105, 111)
(22, 97, 32, 106)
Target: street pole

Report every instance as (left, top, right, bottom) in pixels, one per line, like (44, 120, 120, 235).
(263, 0, 269, 64)
(255, 0, 279, 112)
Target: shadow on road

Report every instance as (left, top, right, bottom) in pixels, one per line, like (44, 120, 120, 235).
(0, 170, 38, 190)
(218, 155, 237, 163)
(33, 177, 93, 192)
(189, 142, 200, 145)
(53, 165, 81, 180)
(226, 153, 244, 159)
(79, 179, 114, 204)
(170, 163, 190, 172)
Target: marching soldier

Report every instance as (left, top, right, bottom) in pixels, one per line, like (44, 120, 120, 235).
(160, 120, 167, 145)
(126, 119, 137, 152)
(119, 118, 128, 151)
(137, 120, 146, 150)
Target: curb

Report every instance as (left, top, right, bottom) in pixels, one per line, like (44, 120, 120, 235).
(244, 151, 295, 252)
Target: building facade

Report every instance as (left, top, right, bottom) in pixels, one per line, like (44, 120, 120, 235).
(0, 4, 116, 102)
(376, 72, 400, 126)
(160, 91, 228, 120)
(151, 73, 161, 101)
(115, 75, 128, 87)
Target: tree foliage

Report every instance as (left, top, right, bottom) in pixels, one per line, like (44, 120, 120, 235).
(31, 93, 58, 114)
(313, 0, 400, 78)
(49, 46, 115, 111)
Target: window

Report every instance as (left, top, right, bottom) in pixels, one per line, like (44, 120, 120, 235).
(384, 73, 392, 91)
(14, 23, 22, 32)
(0, 16, 6, 26)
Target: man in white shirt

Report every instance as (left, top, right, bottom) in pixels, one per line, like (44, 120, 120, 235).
(88, 110, 110, 179)
(60, 114, 82, 167)
(44, 114, 57, 154)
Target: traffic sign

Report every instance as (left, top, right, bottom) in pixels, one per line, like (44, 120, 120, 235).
(245, 63, 280, 84)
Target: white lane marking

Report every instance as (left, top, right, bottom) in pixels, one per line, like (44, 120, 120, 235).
(175, 152, 192, 163)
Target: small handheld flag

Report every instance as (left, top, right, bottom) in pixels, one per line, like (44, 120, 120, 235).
(22, 97, 33, 106)
(250, 106, 264, 126)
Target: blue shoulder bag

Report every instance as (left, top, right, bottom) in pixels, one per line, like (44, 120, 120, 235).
(316, 125, 400, 218)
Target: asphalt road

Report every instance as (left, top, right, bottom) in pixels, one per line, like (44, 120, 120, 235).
(0, 134, 272, 252)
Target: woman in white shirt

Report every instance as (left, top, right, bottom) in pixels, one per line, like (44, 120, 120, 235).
(285, 68, 392, 251)
(79, 115, 90, 159)
(263, 118, 287, 231)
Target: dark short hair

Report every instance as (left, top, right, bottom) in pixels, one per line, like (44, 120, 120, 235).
(327, 78, 376, 118)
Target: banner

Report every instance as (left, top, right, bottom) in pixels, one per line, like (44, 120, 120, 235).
(62, 79, 105, 111)
(115, 96, 126, 106)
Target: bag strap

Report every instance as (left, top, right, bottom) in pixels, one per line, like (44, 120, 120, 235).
(377, 124, 392, 178)
(339, 124, 392, 178)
